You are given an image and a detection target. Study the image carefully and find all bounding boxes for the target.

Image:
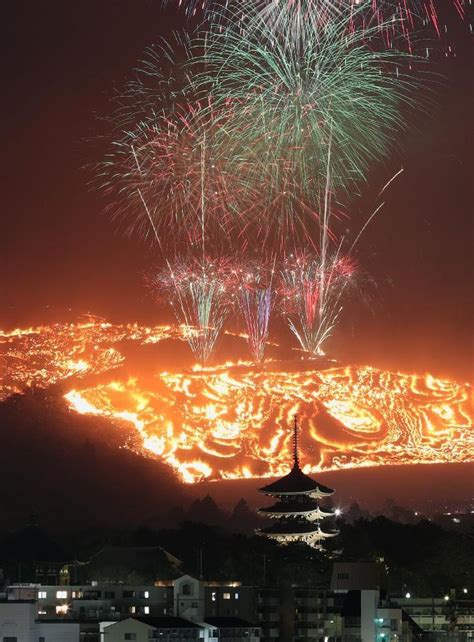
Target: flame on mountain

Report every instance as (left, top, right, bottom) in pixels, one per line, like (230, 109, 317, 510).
(2, 319, 473, 483)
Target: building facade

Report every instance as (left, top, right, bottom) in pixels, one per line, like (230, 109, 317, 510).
(0, 600, 80, 642)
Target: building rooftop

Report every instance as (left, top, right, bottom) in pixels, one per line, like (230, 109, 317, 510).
(131, 616, 202, 629)
(204, 617, 256, 628)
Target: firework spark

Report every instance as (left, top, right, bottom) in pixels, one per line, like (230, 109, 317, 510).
(161, 0, 467, 46)
(100, 97, 263, 250)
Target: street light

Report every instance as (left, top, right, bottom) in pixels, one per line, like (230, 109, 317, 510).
(444, 595, 450, 602)
(463, 588, 468, 595)
(405, 593, 411, 599)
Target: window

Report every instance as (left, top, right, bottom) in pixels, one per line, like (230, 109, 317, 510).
(123, 591, 136, 598)
(124, 635, 137, 641)
(337, 573, 350, 580)
(211, 592, 216, 602)
(129, 606, 136, 614)
(235, 592, 239, 600)
(182, 584, 192, 596)
(56, 605, 68, 615)
(56, 591, 67, 599)
(139, 590, 150, 599)
(105, 591, 116, 599)
(223, 593, 231, 600)
(39, 638, 45, 642)
(144, 606, 150, 615)
(3, 638, 18, 642)
(38, 591, 47, 599)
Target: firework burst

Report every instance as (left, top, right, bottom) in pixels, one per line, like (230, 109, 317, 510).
(193, 3, 429, 219)
(280, 251, 358, 355)
(231, 261, 276, 362)
(148, 257, 233, 362)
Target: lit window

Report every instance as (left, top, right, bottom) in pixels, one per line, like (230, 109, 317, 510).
(72, 591, 76, 598)
(223, 593, 231, 600)
(144, 591, 150, 599)
(56, 604, 68, 615)
(38, 591, 47, 599)
(211, 592, 216, 602)
(129, 606, 136, 614)
(235, 592, 239, 600)
(37, 610, 47, 615)
(144, 606, 150, 614)
(56, 591, 67, 599)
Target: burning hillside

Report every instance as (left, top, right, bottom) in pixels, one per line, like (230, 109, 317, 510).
(1, 318, 472, 483)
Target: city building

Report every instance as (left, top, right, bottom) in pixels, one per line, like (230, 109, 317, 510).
(391, 593, 474, 638)
(0, 599, 80, 642)
(5, 569, 473, 641)
(257, 416, 337, 549)
(6, 577, 259, 642)
(6, 583, 173, 641)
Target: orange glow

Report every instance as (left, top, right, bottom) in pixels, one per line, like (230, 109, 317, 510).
(2, 318, 473, 483)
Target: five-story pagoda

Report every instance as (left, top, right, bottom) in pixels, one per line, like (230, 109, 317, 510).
(257, 416, 338, 550)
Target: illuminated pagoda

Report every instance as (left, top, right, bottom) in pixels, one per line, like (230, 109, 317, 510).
(257, 416, 338, 550)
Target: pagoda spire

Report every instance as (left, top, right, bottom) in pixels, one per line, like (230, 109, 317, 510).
(257, 417, 338, 550)
(293, 414, 299, 469)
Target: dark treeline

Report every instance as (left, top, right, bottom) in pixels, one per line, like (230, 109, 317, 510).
(0, 515, 472, 596)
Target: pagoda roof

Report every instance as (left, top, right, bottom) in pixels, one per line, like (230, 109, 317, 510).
(259, 520, 322, 535)
(259, 465, 334, 496)
(258, 499, 334, 518)
(259, 521, 338, 539)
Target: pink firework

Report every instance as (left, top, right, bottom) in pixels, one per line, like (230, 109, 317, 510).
(280, 251, 358, 355)
(230, 261, 276, 362)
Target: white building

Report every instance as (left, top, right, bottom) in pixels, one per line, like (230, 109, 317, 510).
(0, 600, 79, 642)
(100, 616, 206, 642)
(100, 616, 260, 642)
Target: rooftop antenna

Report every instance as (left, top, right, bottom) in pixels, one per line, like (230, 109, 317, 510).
(293, 414, 299, 469)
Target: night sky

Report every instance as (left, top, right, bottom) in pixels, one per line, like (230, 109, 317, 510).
(1, 0, 473, 379)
